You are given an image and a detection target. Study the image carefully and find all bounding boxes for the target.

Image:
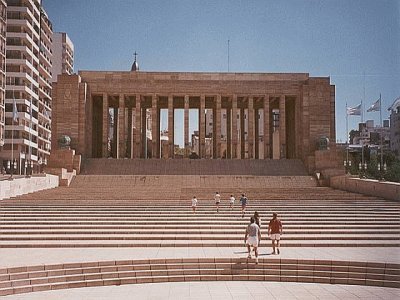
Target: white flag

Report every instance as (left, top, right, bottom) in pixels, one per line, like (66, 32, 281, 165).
(346, 103, 362, 115)
(12, 99, 19, 122)
(367, 98, 381, 112)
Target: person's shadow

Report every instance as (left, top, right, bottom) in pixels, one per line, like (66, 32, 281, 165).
(233, 251, 274, 256)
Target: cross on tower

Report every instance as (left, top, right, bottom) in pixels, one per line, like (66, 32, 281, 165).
(134, 52, 138, 61)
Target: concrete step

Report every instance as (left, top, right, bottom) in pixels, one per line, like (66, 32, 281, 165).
(81, 159, 310, 176)
(0, 257, 399, 296)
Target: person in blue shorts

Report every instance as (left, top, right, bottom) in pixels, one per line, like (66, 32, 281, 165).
(240, 193, 247, 218)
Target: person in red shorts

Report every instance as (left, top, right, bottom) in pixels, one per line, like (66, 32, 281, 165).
(268, 212, 283, 254)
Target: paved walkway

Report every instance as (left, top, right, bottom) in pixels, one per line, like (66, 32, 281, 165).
(1, 247, 399, 269)
(4, 281, 399, 300)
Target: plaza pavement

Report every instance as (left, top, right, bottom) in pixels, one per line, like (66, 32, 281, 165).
(0, 247, 399, 269)
(1, 173, 399, 298)
(4, 280, 399, 299)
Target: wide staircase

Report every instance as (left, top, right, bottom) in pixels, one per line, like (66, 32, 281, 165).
(1, 258, 399, 296)
(81, 158, 309, 176)
(1, 162, 399, 296)
(0, 175, 398, 248)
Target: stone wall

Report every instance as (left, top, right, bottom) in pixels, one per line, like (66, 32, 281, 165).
(330, 175, 400, 201)
(52, 75, 87, 155)
(0, 174, 59, 200)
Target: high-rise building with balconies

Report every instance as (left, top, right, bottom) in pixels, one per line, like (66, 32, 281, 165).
(37, 3, 52, 168)
(389, 97, 400, 158)
(51, 32, 73, 82)
(1, 0, 52, 174)
(0, 1, 6, 150)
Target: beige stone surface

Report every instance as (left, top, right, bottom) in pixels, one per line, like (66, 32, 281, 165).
(331, 175, 400, 201)
(0, 175, 59, 200)
(52, 72, 336, 173)
(3, 280, 399, 300)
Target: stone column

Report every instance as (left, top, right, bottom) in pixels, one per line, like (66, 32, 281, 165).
(151, 94, 158, 158)
(263, 95, 270, 159)
(295, 94, 301, 158)
(279, 95, 286, 158)
(226, 102, 232, 159)
(248, 96, 254, 159)
(240, 108, 245, 159)
(254, 107, 259, 159)
(102, 93, 108, 157)
(215, 95, 221, 158)
(199, 94, 206, 158)
(127, 107, 132, 158)
(86, 91, 93, 158)
(184, 95, 189, 158)
(118, 94, 125, 158)
(231, 95, 238, 159)
(168, 95, 174, 158)
(142, 107, 147, 158)
(135, 94, 141, 158)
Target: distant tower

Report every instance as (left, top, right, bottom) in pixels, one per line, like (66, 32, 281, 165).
(131, 52, 139, 71)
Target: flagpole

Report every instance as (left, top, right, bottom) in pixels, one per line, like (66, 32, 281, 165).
(11, 89, 14, 179)
(362, 71, 365, 123)
(379, 93, 383, 170)
(346, 102, 349, 167)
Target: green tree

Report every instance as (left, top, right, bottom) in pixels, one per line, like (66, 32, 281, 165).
(366, 154, 379, 179)
(385, 159, 400, 182)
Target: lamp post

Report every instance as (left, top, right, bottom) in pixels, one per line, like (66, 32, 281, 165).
(343, 160, 352, 174)
(24, 160, 28, 177)
(43, 157, 47, 174)
(7, 160, 10, 178)
(378, 162, 387, 181)
(8, 160, 17, 180)
(359, 162, 367, 178)
(25, 160, 32, 177)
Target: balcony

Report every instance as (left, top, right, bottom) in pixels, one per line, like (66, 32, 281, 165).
(39, 86, 51, 100)
(39, 73, 51, 89)
(7, 71, 39, 88)
(39, 62, 52, 79)
(39, 50, 52, 67)
(7, 32, 39, 52)
(7, 6, 35, 21)
(6, 83, 38, 99)
(7, 45, 39, 64)
(7, 18, 40, 40)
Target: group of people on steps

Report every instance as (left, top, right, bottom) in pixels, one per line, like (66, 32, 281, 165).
(191, 192, 283, 264)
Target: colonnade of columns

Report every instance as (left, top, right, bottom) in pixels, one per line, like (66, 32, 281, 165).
(97, 94, 290, 160)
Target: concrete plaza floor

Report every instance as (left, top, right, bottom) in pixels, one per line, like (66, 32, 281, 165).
(0, 247, 399, 269)
(4, 281, 399, 300)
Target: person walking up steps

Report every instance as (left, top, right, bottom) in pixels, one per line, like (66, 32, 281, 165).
(229, 194, 235, 210)
(254, 211, 261, 228)
(191, 196, 198, 214)
(240, 194, 247, 218)
(268, 212, 283, 254)
(244, 216, 261, 264)
(253, 211, 261, 249)
(214, 192, 221, 213)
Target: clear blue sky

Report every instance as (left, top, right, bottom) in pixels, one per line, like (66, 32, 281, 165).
(44, 0, 400, 145)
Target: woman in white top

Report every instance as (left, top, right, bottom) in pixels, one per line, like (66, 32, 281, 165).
(214, 192, 221, 212)
(191, 196, 198, 213)
(229, 194, 235, 210)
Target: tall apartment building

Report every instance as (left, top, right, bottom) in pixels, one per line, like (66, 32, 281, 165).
(51, 32, 73, 82)
(1, 0, 52, 174)
(389, 97, 400, 158)
(0, 1, 6, 149)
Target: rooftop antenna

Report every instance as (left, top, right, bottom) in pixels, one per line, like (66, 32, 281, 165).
(227, 39, 230, 72)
